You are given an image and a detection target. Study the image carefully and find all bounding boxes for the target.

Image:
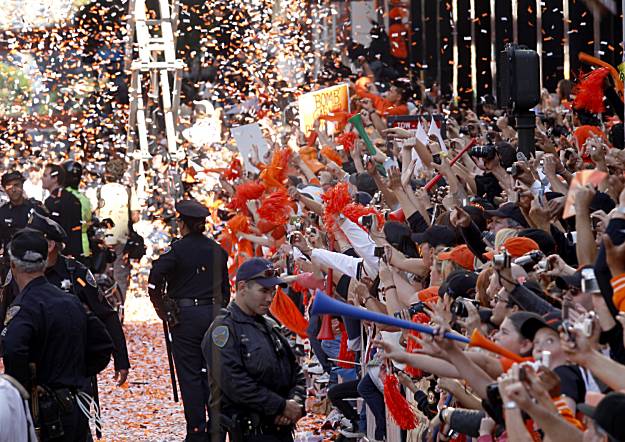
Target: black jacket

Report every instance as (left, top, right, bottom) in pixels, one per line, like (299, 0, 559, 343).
(1, 256, 130, 370)
(0, 198, 48, 250)
(45, 188, 83, 258)
(202, 302, 306, 423)
(1, 277, 113, 389)
(148, 232, 230, 318)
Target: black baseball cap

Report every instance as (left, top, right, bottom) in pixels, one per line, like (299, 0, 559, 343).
(348, 172, 378, 196)
(411, 225, 458, 248)
(518, 228, 556, 256)
(355, 191, 373, 205)
(9, 228, 48, 263)
(578, 392, 625, 442)
(236, 258, 287, 288)
(1, 171, 25, 187)
(27, 212, 68, 243)
(519, 311, 562, 340)
(484, 202, 528, 227)
(438, 269, 478, 299)
(175, 199, 210, 219)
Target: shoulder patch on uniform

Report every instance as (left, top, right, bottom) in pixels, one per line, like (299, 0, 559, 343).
(85, 270, 97, 288)
(212, 325, 230, 348)
(162, 246, 172, 254)
(4, 306, 20, 325)
(2, 270, 12, 287)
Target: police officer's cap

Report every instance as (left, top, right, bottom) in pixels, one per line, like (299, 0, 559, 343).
(176, 199, 210, 219)
(236, 258, 287, 288)
(1, 171, 26, 187)
(28, 212, 68, 243)
(9, 228, 48, 263)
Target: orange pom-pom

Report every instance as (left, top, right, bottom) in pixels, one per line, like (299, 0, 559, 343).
(383, 373, 419, 429)
(228, 181, 266, 212)
(256, 218, 278, 234)
(574, 68, 610, 114)
(270, 224, 287, 241)
(260, 147, 292, 189)
(223, 158, 243, 181)
(258, 188, 293, 226)
(336, 131, 357, 152)
(321, 146, 343, 166)
(226, 213, 251, 235)
(322, 182, 352, 234)
(342, 204, 384, 230)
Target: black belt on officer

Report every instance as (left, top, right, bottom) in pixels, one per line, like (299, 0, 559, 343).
(175, 298, 216, 307)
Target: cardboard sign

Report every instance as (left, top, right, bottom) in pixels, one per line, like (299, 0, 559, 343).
(562, 169, 608, 218)
(230, 123, 270, 173)
(298, 83, 350, 136)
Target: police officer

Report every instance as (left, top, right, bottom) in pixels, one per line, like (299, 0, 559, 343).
(42, 163, 84, 259)
(148, 199, 230, 442)
(1, 212, 130, 384)
(202, 258, 306, 442)
(1, 228, 114, 441)
(0, 171, 47, 279)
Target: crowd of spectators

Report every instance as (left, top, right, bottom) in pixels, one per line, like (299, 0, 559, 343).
(2, 7, 625, 441)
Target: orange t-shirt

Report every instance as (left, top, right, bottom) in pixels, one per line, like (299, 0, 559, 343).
(355, 84, 409, 116)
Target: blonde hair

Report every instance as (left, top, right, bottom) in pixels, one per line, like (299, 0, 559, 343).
(440, 258, 458, 282)
(494, 228, 517, 251)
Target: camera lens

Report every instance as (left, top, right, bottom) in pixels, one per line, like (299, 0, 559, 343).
(451, 300, 468, 317)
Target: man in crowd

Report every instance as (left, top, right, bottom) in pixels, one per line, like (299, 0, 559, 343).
(62, 161, 92, 267)
(42, 163, 84, 259)
(95, 158, 140, 306)
(203, 258, 306, 442)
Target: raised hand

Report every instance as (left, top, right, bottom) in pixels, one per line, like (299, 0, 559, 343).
(388, 166, 403, 190)
(449, 206, 472, 229)
(383, 127, 413, 139)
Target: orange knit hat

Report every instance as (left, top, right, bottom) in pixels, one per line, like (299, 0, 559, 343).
(437, 244, 475, 271)
(502, 236, 540, 258)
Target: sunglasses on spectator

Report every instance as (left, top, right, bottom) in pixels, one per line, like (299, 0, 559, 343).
(247, 268, 280, 281)
(493, 294, 510, 304)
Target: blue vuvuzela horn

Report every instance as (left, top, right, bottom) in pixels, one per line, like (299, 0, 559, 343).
(311, 290, 470, 343)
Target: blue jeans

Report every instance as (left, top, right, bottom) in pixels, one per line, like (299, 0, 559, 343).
(321, 336, 358, 385)
(307, 315, 332, 373)
(357, 373, 386, 440)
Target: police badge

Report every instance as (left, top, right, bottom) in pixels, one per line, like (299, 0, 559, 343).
(4, 305, 21, 325)
(212, 325, 230, 348)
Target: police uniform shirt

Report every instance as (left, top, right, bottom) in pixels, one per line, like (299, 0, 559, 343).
(202, 302, 306, 420)
(1, 277, 92, 389)
(45, 256, 130, 370)
(44, 188, 84, 258)
(0, 199, 47, 249)
(148, 231, 230, 310)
